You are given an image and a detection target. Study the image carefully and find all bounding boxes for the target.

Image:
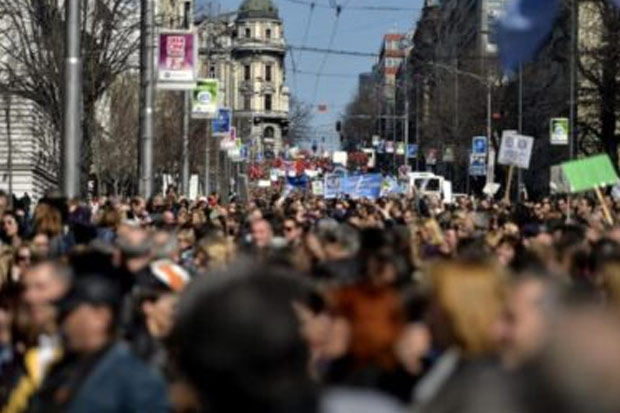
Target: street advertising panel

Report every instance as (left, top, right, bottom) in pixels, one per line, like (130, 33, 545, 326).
(213, 108, 232, 136)
(550, 118, 569, 145)
(498, 134, 534, 169)
(157, 31, 197, 90)
(470, 154, 487, 176)
(192, 79, 219, 118)
(472, 136, 488, 154)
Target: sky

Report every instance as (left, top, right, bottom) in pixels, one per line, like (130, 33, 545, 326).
(206, 0, 423, 150)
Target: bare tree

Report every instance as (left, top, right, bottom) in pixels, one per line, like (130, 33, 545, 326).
(0, 0, 140, 192)
(287, 95, 313, 145)
(92, 73, 139, 196)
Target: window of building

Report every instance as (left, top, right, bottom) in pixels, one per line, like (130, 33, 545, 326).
(244, 95, 252, 111)
(264, 126, 275, 139)
(245, 27, 251, 38)
(209, 65, 216, 78)
(244, 64, 251, 81)
(265, 64, 272, 82)
(266, 28, 272, 39)
(264, 94, 272, 111)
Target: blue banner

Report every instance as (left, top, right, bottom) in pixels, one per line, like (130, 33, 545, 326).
(342, 174, 382, 200)
(212, 108, 232, 135)
(286, 174, 308, 189)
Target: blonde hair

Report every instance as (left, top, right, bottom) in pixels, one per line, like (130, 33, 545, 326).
(429, 260, 506, 357)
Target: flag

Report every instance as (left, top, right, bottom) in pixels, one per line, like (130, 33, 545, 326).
(497, 0, 561, 75)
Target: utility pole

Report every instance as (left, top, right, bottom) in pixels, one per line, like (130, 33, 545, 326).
(4, 94, 12, 198)
(415, 77, 420, 172)
(62, 0, 82, 198)
(139, 0, 155, 198)
(181, 0, 192, 196)
(569, 0, 578, 160)
(517, 63, 523, 202)
(404, 75, 410, 169)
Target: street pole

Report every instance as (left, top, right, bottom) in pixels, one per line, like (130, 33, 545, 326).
(415, 78, 420, 171)
(181, 1, 192, 196)
(182, 93, 190, 195)
(517, 63, 523, 202)
(62, 0, 82, 198)
(569, 0, 578, 160)
(4, 94, 12, 198)
(139, 0, 155, 198)
(204, 122, 211, 196)
(404, 76, 410, 169)
(486, 82, 495, 188)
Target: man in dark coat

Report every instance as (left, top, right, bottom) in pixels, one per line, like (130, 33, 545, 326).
(29, 275, 168, 413)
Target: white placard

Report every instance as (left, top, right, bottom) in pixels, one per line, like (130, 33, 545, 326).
(498, 134, 534, 169)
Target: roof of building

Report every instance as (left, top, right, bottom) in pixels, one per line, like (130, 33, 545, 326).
(237, 0, 280, 20)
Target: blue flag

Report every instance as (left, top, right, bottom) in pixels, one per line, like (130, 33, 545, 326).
(497, 0, 561, 75)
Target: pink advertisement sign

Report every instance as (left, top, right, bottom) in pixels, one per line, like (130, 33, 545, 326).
(158, 31, 197, 89)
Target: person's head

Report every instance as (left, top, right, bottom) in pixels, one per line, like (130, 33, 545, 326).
(283, 217, 303, 244)
(500, 273, 562, 369)
(98, 206, 121, 230)
(171, 263, 316, 412)
(177, 228, 195, 252)
(496, 235, 521, 267)
(428, 259, 506, 358)
(13, 244, 32, 275)
(130, 197, 146, 216)
(138, 261, 189, 338)
(22, 261, 72, 333)
(116, 226, 153, 273)
(163, 210, 176, 227)
(34, 202, 63, 238)
(194, 234, 234, 273)
(2, 211, 20, 239)
(31, 233, 51, 260)
(251, 219, 273, 249)
(58, 275, 121, 355)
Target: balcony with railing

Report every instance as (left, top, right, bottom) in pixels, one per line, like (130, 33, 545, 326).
(234, 36, 286, 54)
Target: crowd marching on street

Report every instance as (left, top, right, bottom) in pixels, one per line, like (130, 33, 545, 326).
(0, 185, 619, 412)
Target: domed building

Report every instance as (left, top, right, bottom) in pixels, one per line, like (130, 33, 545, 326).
(197, 0, 290, 160)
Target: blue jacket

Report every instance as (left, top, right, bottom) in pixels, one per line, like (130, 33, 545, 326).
(66, 343, 169, 413)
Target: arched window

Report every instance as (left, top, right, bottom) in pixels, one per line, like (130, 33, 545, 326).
(264, 126, 275, 139)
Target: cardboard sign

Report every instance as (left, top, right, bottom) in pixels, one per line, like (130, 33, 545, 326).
(561, 154, 619, 193)
(324, 174, 342, 199)
(312, 181, 324, 196)
(498, 134, 534, 169)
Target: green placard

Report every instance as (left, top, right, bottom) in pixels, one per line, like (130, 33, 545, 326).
(561, 154, 619, 193)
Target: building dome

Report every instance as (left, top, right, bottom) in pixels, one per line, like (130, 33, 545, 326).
(237, 0, 279, 20)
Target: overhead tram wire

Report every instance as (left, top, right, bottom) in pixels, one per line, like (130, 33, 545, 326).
(282, 0, 420, 11)
(296, 1, 316, 70)
(287, 45, 377, 57)
(311, 1, 343, 105)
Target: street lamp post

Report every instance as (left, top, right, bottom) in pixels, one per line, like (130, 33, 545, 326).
(139, 0, 155, 198)
(62, 0, 82, 198)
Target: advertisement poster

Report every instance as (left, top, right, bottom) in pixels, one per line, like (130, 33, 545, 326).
(213, 108, 232, 136)
(158, 31, 197, 90)
(192, 79, 219, 118)
(550, 118, 569, 145)
(472, 136, 488, 154)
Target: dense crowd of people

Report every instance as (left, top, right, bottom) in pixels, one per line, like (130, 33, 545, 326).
(1, 186, 620, 412)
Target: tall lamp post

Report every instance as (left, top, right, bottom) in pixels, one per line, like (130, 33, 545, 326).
(62, 0, 82, 198)
(139, 0, 155, 198)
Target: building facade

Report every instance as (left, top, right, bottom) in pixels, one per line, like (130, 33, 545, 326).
(197, 0, 289, 159)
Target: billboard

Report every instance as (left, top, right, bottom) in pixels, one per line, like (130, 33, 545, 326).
(212, 108, 232, 136)
(157, 31, 198, 90)
(192, 79, 219, 118)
